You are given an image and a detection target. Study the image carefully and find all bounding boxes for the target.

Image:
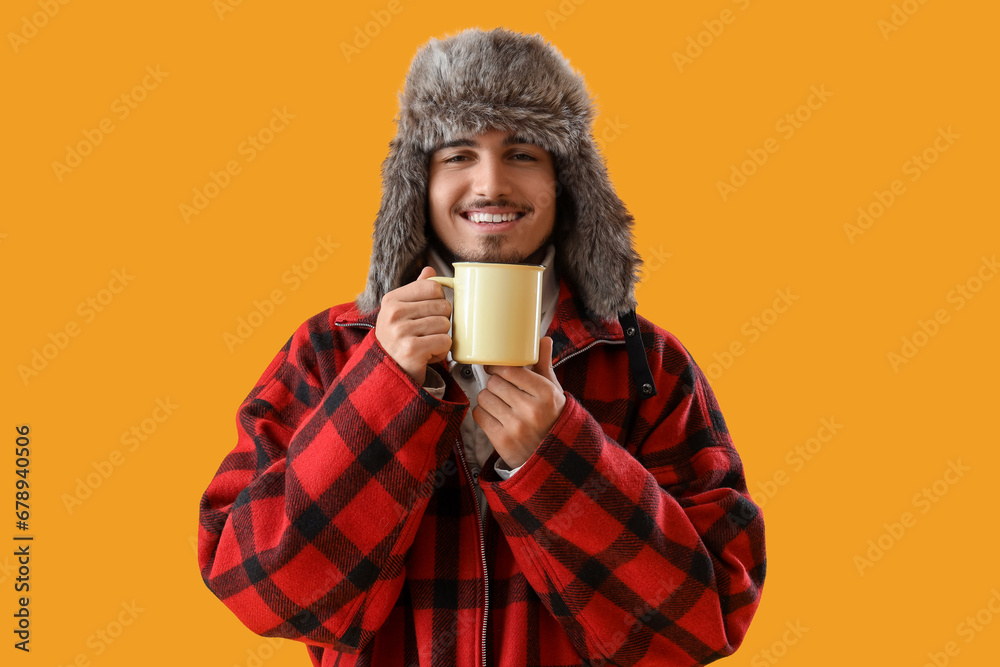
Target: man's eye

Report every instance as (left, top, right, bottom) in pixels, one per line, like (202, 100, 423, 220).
(444, 154, 468, 163)
(512, 153, 536, 161)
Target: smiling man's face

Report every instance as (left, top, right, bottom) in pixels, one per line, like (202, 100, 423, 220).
(427, 128, 557, 265)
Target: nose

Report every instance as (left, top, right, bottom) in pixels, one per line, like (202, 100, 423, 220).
(471, 154, 512, 199)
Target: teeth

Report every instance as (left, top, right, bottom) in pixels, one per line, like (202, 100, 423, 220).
(468, 212, 520, 223)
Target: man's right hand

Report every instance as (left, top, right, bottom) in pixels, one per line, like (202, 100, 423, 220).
(375, 266, 452, 385)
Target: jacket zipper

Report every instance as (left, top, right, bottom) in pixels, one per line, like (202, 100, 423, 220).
(553, 339, 622, 368)
(454, 438, 489, 667)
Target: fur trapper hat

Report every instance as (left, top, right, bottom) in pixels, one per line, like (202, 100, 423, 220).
(357, 27, 642, 322)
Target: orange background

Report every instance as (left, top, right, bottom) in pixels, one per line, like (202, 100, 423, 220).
(3, 0, 998, 665)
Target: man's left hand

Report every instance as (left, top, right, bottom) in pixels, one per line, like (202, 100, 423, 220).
(473, 337, 566, 470)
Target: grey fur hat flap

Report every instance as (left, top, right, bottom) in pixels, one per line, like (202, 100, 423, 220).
(358, 27, 641, 322)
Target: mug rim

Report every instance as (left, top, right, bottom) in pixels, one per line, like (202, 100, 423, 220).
(451, 261, 545, 270)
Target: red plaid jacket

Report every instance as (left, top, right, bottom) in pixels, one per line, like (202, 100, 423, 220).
(199, 281, 766, 666)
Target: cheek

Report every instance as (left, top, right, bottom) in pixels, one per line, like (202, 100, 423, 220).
(528, 178, 556, 216)
(428, 174, 461, 213)
(533, 188, 558, 228)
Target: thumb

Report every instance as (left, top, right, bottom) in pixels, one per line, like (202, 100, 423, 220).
(417, 266, 437, 280)
(532, 337, 558, 381)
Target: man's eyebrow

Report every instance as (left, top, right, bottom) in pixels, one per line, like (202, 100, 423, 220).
(502, 134, 535, 147)
(433, 135, 539, 152)
(436, 138, 477, 150)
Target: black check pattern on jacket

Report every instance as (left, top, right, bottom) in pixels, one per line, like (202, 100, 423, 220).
(199, 280, 766, 666)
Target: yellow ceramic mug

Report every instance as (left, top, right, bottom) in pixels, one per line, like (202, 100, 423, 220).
(428, 262, 544, 366)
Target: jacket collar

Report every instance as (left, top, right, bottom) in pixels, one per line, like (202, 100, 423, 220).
(334, 278, 624, 365)
(545, 279, 624, 365)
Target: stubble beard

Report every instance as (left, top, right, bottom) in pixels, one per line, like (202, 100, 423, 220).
(475, 235, 526, 264)
(431, 233, 550, 267)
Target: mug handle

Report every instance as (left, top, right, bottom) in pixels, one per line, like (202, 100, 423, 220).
(427, 276, 454, 289)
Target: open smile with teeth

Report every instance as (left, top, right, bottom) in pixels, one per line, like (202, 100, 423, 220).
(463, 212, 525, 223)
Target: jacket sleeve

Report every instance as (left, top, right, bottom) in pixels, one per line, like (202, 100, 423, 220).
(198, 314, 467, 653)
(479, 333, 766, 666)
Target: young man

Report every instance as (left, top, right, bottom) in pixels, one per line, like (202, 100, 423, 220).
(199, 28, 766, 667)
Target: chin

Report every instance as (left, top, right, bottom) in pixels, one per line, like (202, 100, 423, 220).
(448, 237, 522, 264)
(472, 248, 529, 264)
(434, 235, 547, 266)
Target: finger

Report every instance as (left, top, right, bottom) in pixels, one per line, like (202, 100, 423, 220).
(395, 297, 451, 320)
(390, 268, 448, 303)
(472, 403, 504, 432)
(396, 282, 449, 305)
(486, 365, 547, 399)
(476, 388, 512, 420)
(427, 333, 454, 358)
(382, 286, 451, 319)
(531, 337, 556, 380)
(405, 333, 453, 360)
(427, 351, 450, 365)
(399, 315, 452, 337)
(485, 372, 531, 405)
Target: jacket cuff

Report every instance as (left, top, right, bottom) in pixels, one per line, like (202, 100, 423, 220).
(494, 458, 524, 480)
(365, 333, 464, 407)
(479, 393, 595, 495)
(422, 367, 446, 400)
